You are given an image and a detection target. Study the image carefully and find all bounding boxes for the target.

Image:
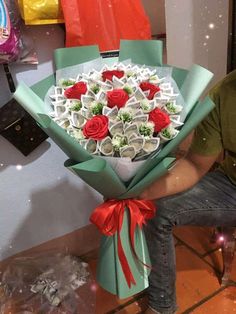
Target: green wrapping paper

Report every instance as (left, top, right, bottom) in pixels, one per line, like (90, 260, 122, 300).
(14, 40, 215, 298)
(119, 40, 163, 66)
(54, 45, 100, 70)
(65, 158, 126, 199)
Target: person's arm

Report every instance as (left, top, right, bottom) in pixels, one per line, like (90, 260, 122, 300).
(140, 78, 224, 201)
(140, 151, 219, 200)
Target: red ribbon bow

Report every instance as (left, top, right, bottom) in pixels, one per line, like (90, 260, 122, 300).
(90, 199, 156, 288)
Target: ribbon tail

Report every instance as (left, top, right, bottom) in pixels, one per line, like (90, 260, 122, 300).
(129, 203, 152, 271)
(117, 230, 136, 288)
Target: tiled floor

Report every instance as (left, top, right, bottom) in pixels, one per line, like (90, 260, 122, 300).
(1, 226, 236, 313)
(87, 226, 236, 314)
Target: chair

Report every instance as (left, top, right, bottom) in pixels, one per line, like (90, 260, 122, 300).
(212, 227, 236, 285)
(209, 149, 236, 285)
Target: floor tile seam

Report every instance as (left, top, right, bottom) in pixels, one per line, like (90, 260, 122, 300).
(180, 286, 227, 314)
(106, 284, 236, 314)
(105, 291, 146, 314)
(173, 234, 218, 258)
(201, 246, 221, 257)
(174, 235, 222, 273)
(80, 248, 99, 261)
(174, 234, 209, 259)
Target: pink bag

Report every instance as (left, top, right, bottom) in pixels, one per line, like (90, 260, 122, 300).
(0, 0, 37, 64)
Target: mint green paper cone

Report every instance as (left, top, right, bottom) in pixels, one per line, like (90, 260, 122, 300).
(14, 82, 49, 120)
(97, 209, 150, 299)
(171, 66, 188, 89)
(123, 157, 176, 199)
(179, 64, 213, 120)
(54, 45, 100, 70)
(31, 74, 55, 100)
(119, 40, 163, 66)
(65, 158, 127, 198)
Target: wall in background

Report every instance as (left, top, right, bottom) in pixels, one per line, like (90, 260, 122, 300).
(165, 0, 229, 88)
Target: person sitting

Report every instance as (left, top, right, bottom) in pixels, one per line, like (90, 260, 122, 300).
(141, 70, 236, 314)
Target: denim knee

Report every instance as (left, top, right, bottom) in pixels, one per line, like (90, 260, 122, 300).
(146, 212, 173, 244)
(152, 200, 176, 230)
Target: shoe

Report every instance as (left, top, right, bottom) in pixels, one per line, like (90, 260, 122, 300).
(144, 306, 176, 314)
(144, 307, 161, 314)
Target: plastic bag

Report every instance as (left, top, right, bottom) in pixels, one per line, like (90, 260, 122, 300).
(18, 0, 64, 25)
(0, 0, 38, 64)
(61, 0, 151, 51)
(0, 253, 96, 313)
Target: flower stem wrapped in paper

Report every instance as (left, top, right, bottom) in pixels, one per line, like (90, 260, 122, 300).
(14, 40, 214, 299)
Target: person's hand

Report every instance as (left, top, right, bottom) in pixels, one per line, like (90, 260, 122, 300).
(139, 183, 158, 200)
(139, 175, 168, 200)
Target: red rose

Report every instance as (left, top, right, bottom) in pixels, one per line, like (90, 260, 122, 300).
(83, 115, 109, 141)
(149, 108, 170, 132)
(102, 70, 124, 82)
(64, 82, 87, 100)
(107, 89, 129, 109)
(140, 82, 160, 100)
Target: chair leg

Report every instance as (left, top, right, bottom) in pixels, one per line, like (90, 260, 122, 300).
(221, 227, 236, 286)
(210, 227, 222, 243)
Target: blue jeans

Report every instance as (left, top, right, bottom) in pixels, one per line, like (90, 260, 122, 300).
(145, 171, 236, 314)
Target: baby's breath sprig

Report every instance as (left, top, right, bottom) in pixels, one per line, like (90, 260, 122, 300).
(70, 101, 82, 112)
(161, 127, 172, 139)
(91, 102, 104, 115)
(73, 129, 85, 141)
(118, 108, 133, 123)
(149, 75, 160, 84)
(59, 79, 76, 88)
(112, 135, 128, 151)
(123, 85, 133, 95)
(140, 99, 151, 112)
(68, 128, 85, 141)
(139, 121, 155, 137)
(126, 70, 135, 78)
(90, 84, 100, 94)
(166, 102, 177, 114)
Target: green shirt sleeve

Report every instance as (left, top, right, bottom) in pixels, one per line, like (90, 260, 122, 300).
(189, 84, 223, 156)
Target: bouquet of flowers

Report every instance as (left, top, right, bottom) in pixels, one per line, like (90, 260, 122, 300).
(48, 61, 186, 181)
(14, 40, 214, 298)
